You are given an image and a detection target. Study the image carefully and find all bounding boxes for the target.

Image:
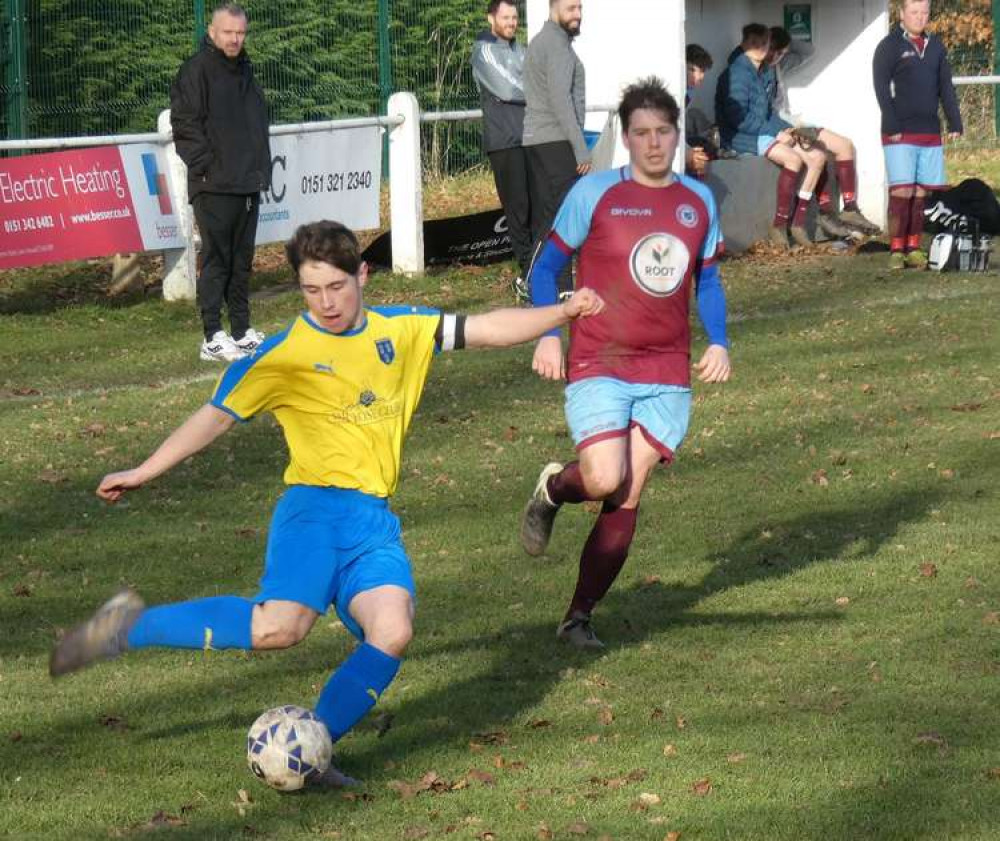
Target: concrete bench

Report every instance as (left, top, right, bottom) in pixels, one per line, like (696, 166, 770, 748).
(701, 155, 836, 253)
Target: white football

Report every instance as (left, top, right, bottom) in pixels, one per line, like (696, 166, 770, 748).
(246, 705, 332, 791)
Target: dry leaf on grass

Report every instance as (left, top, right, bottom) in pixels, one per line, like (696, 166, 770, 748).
(691, 778, 713, 796)
(919, 563, 938, 578)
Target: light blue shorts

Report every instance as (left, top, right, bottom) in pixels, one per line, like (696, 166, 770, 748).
(564, 377, 692, 462)
(757, 135, 778, 156)
(256, 485, 415, 641)
(884, 143, 946, 189)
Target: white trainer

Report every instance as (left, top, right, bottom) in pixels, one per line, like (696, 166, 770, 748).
(200, 331, 245, 362)
(234, 327, 266, 354)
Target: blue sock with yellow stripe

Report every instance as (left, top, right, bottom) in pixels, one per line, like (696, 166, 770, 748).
(315, 643, 401, 741)
(126, 596, 254, 650)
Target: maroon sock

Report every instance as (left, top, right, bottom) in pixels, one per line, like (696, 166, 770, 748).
(773, 168, 798, 226)
(567, 503, 639, 617)
(836, 160, 858, 211)
(906, 196, 926, 252)
(547, 461, 591, 505)
(792, 192, 812, 227)
(888, 195, 911, 252)
(815, 166, 833, 213)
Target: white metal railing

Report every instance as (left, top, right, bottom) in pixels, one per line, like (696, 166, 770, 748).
(953, 75, 1000, 85)
(0, 115, 403, 152)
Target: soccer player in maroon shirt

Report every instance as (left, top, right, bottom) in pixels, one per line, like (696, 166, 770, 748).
(520, 76, 732, 648)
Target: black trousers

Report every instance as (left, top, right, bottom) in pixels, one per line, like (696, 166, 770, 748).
(526, 141, 578, 295)
(487, 146, 533, 278)
(192, 191, 260, 341)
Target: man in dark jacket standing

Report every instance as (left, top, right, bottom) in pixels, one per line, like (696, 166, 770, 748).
(873, 0, 962, 270)
(170, 3, 271, 361)
(523, 0, 589, 297)
(472, 0, 532, 298)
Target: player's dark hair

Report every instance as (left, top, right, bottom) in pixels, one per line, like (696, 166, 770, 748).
(769, 26, 791, 51)
(488, 0, 516, 14)
(741, 23, 770, 51)
(618, 76, 679, 132)
(286, 221, 362, 278)
(213, 2, 248, 21)
(686, 44, 714, 72)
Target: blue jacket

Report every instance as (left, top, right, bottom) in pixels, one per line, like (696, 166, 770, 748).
(715, 52, 789, 155)
(872, 25, 962, 138)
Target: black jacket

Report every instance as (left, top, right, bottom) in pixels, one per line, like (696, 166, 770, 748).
(169, 37, 271, 199)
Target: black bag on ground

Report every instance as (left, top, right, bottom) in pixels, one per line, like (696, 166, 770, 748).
(924, 178, 1000, 235)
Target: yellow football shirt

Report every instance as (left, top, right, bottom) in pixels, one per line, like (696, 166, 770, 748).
(211, 307, 442, 497)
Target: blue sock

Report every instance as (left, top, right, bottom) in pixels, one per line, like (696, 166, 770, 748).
(127, 596, 254, 650)
(315, 643, 401, 741)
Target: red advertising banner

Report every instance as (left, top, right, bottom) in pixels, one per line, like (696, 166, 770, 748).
(0, 145, 185, 270)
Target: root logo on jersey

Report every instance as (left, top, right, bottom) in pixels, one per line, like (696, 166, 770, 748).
(628, 233, 690, 297)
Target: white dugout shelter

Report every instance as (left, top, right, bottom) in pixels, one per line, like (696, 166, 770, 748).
(526, 0, 891, 231)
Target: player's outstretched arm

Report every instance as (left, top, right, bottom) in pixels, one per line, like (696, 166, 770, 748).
(463, 287, 603, 349)
(96, 404, 236, 503)
(694, 345, 731, 383)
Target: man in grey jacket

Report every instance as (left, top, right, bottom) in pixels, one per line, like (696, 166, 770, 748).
(472, 0, 533, 294)
(523, 0, 589, 297)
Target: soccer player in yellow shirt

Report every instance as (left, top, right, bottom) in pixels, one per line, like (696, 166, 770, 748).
(50, 220, 603, 785)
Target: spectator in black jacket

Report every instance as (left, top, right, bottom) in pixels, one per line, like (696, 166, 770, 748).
(471, 0, 532, 299)
(170, 2, 271, 361)
(873, 0, 962, 270)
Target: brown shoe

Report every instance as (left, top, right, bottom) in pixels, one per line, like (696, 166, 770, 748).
(789, 225, 812, 248)
(50, 589, 144, 677)
(768, 225, 790, 249)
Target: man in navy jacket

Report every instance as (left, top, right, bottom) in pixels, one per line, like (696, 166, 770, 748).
(873, 0, 962, 270)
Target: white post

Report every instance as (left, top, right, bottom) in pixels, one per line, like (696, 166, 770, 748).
(157, 109, 198, 301)
(388, 92, 424, 276)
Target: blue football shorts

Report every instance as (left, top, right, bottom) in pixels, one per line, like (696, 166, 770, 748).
(758, 134, 778, 156)
(564, 376, 692, 463)
(884, 143, 946, 190)
(255, 485, 415, 641)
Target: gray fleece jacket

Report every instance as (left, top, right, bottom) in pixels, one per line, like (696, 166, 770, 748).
(522, 20, 588, 164)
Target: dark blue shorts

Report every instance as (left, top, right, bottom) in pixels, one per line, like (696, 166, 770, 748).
(255, 485, 415, 641)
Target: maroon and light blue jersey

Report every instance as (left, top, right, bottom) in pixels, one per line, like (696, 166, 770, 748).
(530, 166, 725, 387)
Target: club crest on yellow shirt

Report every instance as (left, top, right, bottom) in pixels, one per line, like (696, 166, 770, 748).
(375, 338, 395, 365)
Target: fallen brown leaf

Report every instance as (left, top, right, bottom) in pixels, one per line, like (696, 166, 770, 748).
(566, 820, 590, 835)
(599, 708, 614, 726)
(691, 778, 712, 796)
(665, 833, 682, 841)
(537, 825, 554, 841)
(919, 563, 938, 578)
(403, 828, 430, 840)
(726, 752, 747, 764)
(663, 744, 677, 757)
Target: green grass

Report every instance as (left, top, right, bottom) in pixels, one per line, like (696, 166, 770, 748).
(1, 250, 998, 840)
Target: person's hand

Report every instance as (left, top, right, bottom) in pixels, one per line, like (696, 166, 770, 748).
(693, 344, 731, 383)
(532, 335, 565, 381)
(946, 131, 962, 142)
(577, 161, 592, 175)
(560, 287, 605, 319)
(691, 147, 710, 175)
(777, 129, 795, 146)
(97, 468, 146, 503)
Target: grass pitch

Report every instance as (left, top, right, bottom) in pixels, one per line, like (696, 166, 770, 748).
(0, 248, 998, 840)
